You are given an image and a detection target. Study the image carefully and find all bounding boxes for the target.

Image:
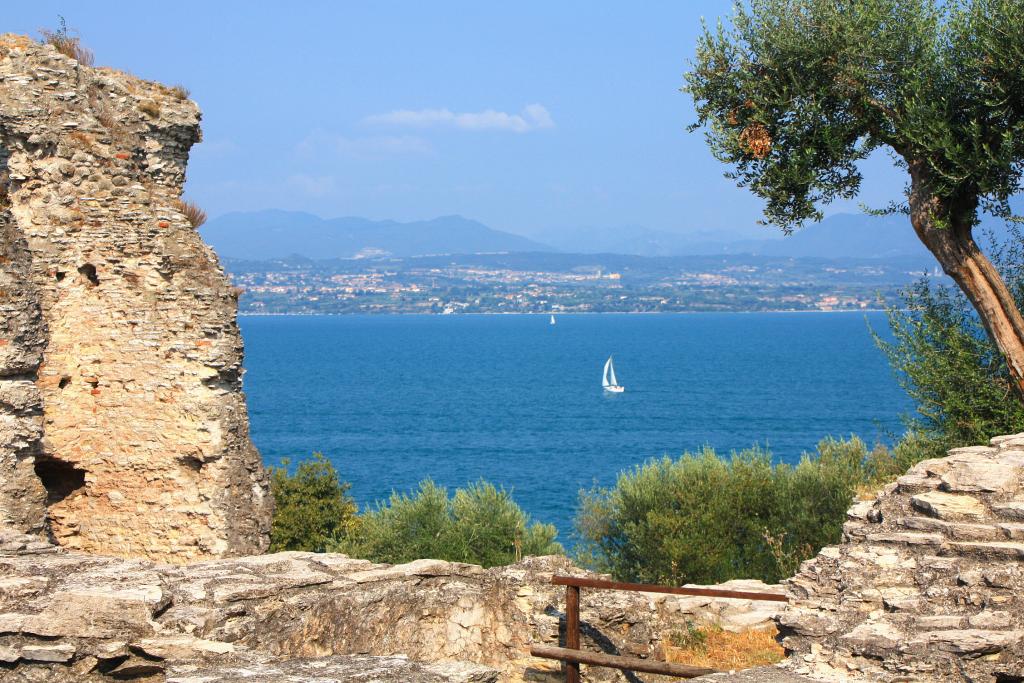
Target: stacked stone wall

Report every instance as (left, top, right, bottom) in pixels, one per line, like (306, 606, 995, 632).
(0, 164, 47, 534)
(0, 540, 784, 683)
(780, 433, 1024, 681)
(0, 35, 270, 561)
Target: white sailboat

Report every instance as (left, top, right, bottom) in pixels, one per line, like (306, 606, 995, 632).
(602, 356, 624, 393)
(550, 314, 556, 325)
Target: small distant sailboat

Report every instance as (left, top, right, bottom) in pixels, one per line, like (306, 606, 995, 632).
(550, 314, 556, 325)
(602, 356, 624, 393)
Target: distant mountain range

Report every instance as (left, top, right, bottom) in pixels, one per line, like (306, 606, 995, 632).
(200, 211, 550, 260)
(202, 209, 1011, 261)
(540, 214, 940, 259)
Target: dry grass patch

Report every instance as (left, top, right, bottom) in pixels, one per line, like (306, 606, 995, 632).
(138, 100, 161, 119)
(67, 130, 96, 150)
(40, 18, 94, 66)
(855, 483, 885, 501)
(663, 623, 784, 672)
(174, 199, 207, 229)
(169, 84, 190, 100)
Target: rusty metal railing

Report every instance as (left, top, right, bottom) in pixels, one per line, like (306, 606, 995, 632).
(529, 575, 789, 681)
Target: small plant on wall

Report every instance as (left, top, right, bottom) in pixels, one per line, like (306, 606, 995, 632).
(39, 16, 94, 66)
(174, 199, 207, 229)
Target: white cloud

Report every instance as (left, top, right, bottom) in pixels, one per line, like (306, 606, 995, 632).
(364, 104, 555, 133)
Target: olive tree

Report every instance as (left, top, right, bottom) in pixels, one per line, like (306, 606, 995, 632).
(685, 0, 1024, 397)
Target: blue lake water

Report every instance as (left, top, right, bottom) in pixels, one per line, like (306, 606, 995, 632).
(240, 312, 914, 543)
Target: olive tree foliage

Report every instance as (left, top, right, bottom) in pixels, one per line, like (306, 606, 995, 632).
(685, 0, 1024, 397)
(269, 454, 359, 553)
(336, 480, 562, 568)
(875, 228, 1024, 449)
(575, 439, 918, 585)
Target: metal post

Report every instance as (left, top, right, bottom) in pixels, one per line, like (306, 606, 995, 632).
(565, 584, 580, 683)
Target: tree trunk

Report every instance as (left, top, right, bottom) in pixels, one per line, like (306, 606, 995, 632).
(908, 166, 1024, 400)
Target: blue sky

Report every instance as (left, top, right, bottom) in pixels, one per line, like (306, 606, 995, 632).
(5, 1, 908, 240)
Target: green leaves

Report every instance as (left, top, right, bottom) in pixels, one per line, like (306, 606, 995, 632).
(685, 0, 1024, 230)
(875, 228, 1024, 447)
(337, 480, 562, 568)
(269, 453, 359, 553)
(270, 465, 562, 567)
(574, 440, 907, 585)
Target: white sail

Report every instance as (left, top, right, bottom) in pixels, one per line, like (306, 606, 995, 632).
(550, 315, 556, 325)
(603, 356, 624, 392)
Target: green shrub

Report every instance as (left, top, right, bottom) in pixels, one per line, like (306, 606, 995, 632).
(575, 438, 914, 585)
(874, 228, 1024, 452)
(337, 480, 562, 567)
(269, 453, 358, 552)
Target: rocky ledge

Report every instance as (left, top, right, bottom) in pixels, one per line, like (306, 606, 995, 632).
(779, 433, 1024, 681)
(0, 541, 783, 682)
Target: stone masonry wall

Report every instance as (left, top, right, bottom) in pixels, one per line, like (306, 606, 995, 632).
(0, 157, 47, 535)
(0, 35, 270, 561)
(779, 433, 1024, 681)
(0, 538, 783, 683)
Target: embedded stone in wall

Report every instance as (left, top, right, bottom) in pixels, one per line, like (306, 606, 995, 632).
(0, 34, 270, 561)
(778, 433, 1024, 682)
(0, 188, 47, 535)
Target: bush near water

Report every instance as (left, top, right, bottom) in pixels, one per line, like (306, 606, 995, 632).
(874, 227, 1024, 454)
(574, 437, 929, 585)
(335, 480, 562, 566)
(268, 454, 359, 553)
(270, 466, 561, 567)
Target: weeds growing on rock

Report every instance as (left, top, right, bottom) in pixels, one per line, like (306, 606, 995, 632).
(170, 84, 190, 100)
(668, 621, 708, 650)
(138, 100, 161, 119)
(40, 16, 94, 66)
(174, 199, 207, 229)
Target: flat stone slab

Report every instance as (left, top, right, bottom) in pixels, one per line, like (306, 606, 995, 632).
(166, 655, 500, 682)
(694, 666, 815, 682)
(911, 491, 988, 519)
(940, 461, 1021, 494)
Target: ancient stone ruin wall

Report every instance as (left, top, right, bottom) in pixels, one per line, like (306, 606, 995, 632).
(779, 433, 1024, 682)
(0, 35, 271, 561)
(0, 148, 47, 535)
(0, 540, 781, 683)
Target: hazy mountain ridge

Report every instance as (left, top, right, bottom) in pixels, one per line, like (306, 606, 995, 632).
(540, 214, 931, 258)
(203, 209, 1012, 262)
(201, 210, 554, 260)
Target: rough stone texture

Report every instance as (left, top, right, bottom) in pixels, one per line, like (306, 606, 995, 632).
(664, 579, 783, 633)
(0, 35, 270, 561)
(693, 667, 813, 682)
(0, 191, 46, 535)
(0, 539, 786, 682)
(779, 433, 1024, 681)
(165, 655, 501, 683)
